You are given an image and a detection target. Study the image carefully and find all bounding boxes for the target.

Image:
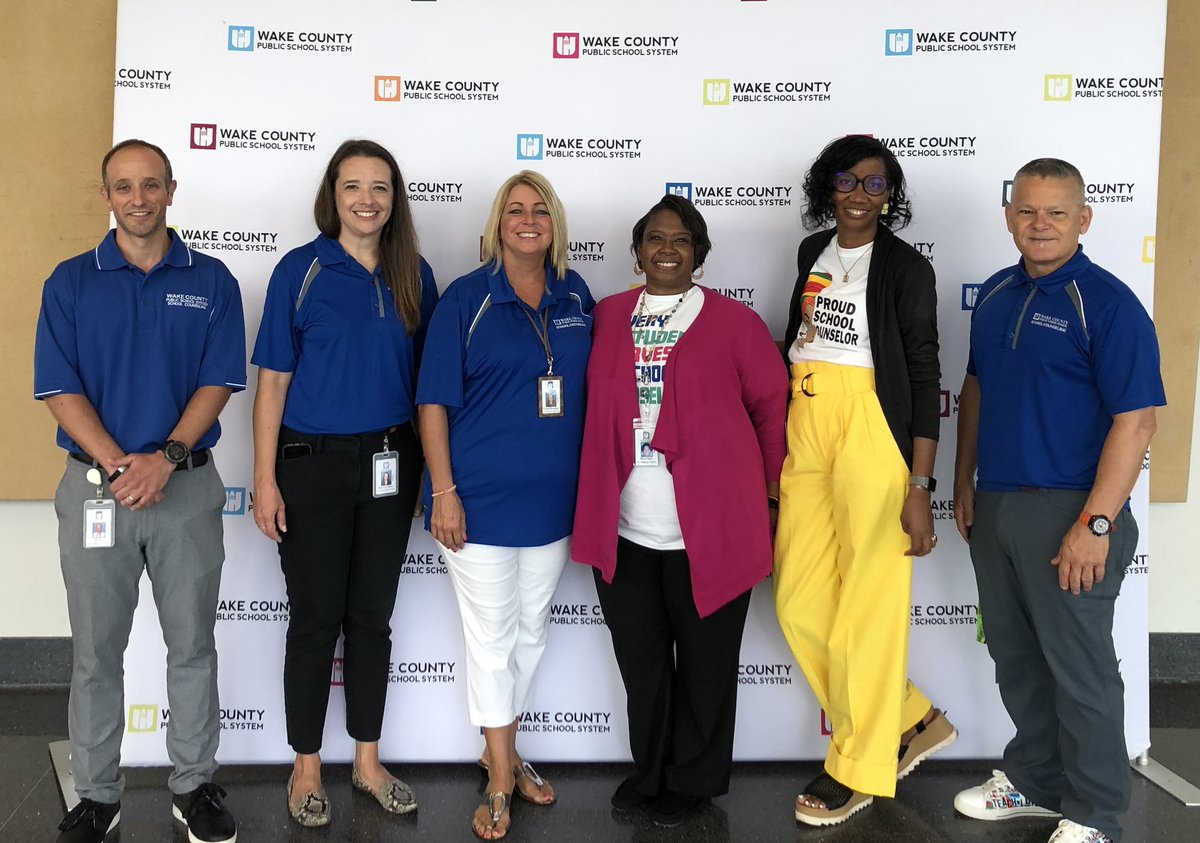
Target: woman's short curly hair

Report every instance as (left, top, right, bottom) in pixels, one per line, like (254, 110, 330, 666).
(630, 194, 712, 268)
(801, 135, 912, 231)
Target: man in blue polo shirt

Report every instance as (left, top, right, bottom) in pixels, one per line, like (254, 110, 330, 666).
(951, 158, 1164, 843)
(33, 139, 245, 843)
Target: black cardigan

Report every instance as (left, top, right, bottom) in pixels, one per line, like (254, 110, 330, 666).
(782, 224, 941, 469)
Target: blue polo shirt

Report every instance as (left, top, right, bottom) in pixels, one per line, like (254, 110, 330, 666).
(416, 262, 594, 545)
(967, 247, 1164, 491)
(34, 229, 246, 455)
(251, 235, 439, 434)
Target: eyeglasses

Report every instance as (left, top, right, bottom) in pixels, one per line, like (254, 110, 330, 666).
(833, 172, 890, 196)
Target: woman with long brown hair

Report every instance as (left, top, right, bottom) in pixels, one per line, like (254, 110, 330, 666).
(251, 139, 438, 827)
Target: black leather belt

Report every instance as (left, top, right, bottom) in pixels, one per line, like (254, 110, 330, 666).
(70, 449, 210, 471)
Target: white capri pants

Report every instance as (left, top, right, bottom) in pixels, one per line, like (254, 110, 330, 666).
(436, 537, 570, 727)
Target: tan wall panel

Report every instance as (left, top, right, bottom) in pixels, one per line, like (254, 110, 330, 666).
(0, 1, 117, 499)
(1151, 0, 1200, 502)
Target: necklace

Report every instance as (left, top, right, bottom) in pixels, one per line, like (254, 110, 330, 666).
(635, 287, 691, 327)
(836, 241, 873, 284)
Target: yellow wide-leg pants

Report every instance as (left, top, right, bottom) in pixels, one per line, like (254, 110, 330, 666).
(774, 361, 931, 798)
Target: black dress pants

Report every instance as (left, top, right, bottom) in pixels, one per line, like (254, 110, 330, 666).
(275, 424, 421, 754)
(594, 537, 751, 798)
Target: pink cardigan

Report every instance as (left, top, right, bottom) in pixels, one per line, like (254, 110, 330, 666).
(572, 286, 789, 617)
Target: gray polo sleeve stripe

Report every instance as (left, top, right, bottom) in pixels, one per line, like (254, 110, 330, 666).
(466, 294, 492, 349)
(975, 274, 1015, 311)
(1066, 280, 1088, 342)
(295, 258, 321, 311)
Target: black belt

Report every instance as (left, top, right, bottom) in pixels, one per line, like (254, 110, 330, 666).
(70, 449, 210, 471)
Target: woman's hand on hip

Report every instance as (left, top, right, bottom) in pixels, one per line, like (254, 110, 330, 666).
(431, 489, 467, 552)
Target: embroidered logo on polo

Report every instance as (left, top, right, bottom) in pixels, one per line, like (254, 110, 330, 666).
(165, 293, 210, 310)
(1030, 312, 1069, 334)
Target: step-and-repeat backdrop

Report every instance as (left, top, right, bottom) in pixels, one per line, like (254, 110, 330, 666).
(112, 0, 1165, 764)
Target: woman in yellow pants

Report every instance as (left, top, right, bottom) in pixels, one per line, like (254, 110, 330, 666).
(774, 135, 957, 826)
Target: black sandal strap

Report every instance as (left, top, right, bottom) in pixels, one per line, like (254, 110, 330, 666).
(801, 773, 854, 809)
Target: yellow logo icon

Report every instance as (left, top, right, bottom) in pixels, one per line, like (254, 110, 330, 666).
(127, 705, 158, 733)
(1044, 74, 1072, 101)
(703, 79, 730, 106)
(1142, 236, 1155, 263)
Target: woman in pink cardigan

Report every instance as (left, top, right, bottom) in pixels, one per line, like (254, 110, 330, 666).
(572, 194, 788, 828)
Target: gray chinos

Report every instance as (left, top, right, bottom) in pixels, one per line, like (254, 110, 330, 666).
(969, 488, 1137, 842)
(55, 456, 227, 803)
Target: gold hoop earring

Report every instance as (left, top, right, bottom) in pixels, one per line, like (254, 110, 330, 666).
(633, 260, 644, 276)
(692, 266, 704, 281)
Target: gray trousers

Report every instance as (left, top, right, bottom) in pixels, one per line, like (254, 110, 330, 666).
(970, 489, 1136, 842)
(56, 456, 227, 802)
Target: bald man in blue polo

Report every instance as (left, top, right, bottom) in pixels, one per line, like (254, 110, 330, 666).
(952, 158, 1164, 843)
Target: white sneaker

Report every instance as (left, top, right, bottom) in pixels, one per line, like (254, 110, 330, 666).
(954, 770, 1062, 821)
(1046, 819, 1114, 842)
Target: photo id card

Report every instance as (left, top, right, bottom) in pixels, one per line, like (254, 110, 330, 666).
(83, 499, 115, 549)
(538, 375, 564, 418)
(373, 450, 399, 498)
(633, 419, 659, 467)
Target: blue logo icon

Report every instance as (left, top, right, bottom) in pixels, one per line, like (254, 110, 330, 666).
(961, 284, 983, 311)
(228, 26, 255, 51)
(1001, 179, 1014, 207)
(665, 182, 693, 201)
(885, 28, 913, 56)
(516, 133, 543, 160)
(223, 487, 247, 516)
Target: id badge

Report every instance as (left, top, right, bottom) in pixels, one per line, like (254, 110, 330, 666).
(373, 451, 399, 498)
(633, 419, 659, 467)
(538, 375, 564, 418)
(83, 499, 115, 549)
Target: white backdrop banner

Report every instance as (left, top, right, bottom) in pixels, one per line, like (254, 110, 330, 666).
(110, 0, 1165, 764)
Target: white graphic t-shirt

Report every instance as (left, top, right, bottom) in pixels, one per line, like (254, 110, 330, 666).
(789, 239, 874, 368)
(619, 286, 704, 550)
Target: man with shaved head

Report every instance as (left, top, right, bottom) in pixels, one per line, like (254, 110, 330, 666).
(951, 158, 1164, 843)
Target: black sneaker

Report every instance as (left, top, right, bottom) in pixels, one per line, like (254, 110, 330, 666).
(611, 775, 655, 811)
(172, 782, 237, 843)
(56, 799, 120, 842)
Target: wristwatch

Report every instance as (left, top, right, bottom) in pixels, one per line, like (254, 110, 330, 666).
(163, 439, 190, 466)
(1080, 512, 1114, 537)
(909, 475, 937, 493)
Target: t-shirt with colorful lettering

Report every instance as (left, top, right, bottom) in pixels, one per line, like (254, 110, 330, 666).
(619, 285, 704, 549)
(789, 239, 874, 368)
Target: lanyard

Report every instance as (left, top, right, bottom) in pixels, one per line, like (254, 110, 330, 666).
(522, 306, 554, 375)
